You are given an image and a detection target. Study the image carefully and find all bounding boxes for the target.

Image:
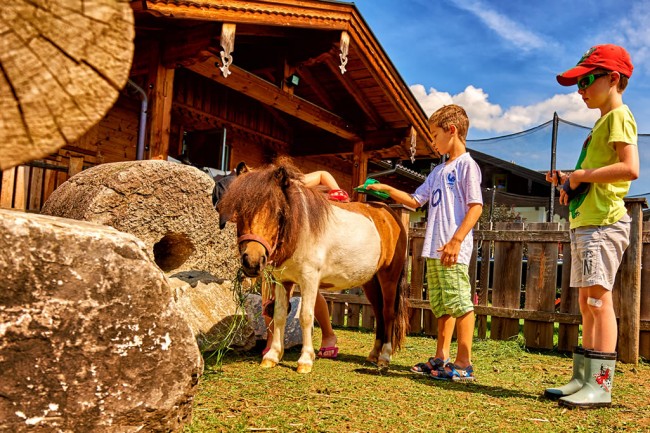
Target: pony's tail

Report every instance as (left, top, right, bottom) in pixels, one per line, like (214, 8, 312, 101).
(391, 268, 410, 352)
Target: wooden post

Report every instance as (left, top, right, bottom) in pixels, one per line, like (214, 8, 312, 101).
(477, 223, 492, 339)
(491, 221, 524, 340)
(361, 304, 375, 330)
(1, 167, 16, 209)
(423, 309, 437, 336)
(351, 141, 367, 202)
(148, 42, 175, 161)
(28, 166, 44, 211)
(331, 301, 345, 326)
(68, 156, 84, 177)
(523, 222, 559, 350)
(346, 304, 360, 328)
(558, 226, 579, 352)
(42, 168, 58, 204)
(13, 166, 29, 211)
(409, 234, 425, 334)
(640, 221, 650, 361)
(618, 198, 644, 364)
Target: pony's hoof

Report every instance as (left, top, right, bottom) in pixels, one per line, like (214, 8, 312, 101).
(366, 355, 379, 364)
(377, 360, 390, 372)
(296, 363, 313, 374)
(260, 359, 277, 369)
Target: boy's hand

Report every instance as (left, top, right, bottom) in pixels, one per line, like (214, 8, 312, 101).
(437, 238, 461, 267)
(560, 177, 590, 205)
(545, 170, 564, 186)
(363, 183, 386, 191)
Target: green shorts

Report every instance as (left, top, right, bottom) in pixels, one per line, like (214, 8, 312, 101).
(426, 258, 474, 318)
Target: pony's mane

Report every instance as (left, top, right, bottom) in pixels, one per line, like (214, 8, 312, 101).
(218, 157, 331, 264)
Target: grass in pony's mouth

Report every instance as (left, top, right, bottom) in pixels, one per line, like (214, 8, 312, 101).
(203, 267, 286, 370)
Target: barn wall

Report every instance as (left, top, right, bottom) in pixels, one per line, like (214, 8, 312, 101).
(2, 67, 357, 211)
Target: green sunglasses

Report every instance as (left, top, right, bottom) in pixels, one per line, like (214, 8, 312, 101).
(577, 72, 611, 90)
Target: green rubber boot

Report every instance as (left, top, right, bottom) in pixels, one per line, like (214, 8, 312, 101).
(544, 347, 585, 400)
(559, 350, 616, 409)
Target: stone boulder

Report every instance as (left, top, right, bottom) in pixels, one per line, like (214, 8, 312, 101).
(0, 209, 203, 433)
(40, 160, 239, 280)
(245, 294, 304, 349)
(168, 271, 256, 352)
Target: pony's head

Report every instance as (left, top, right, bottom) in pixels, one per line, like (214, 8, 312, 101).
(218, 157, 329, 277)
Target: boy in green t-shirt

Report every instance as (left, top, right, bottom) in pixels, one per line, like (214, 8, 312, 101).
(544, 44, 639, 408)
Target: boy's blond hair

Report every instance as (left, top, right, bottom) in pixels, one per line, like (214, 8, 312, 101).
(428, 104, 469, 142)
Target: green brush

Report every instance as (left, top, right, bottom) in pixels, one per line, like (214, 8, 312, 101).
(353, 178, 390, 200)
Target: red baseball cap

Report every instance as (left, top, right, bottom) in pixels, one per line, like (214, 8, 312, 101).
(557, 44, 633, 86)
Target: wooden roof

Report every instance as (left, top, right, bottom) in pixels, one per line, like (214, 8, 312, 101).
(130, 0, 435, 160)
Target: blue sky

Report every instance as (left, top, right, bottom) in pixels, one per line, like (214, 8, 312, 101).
(352, 0, 650, 196)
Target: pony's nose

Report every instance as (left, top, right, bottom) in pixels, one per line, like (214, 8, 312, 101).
(241, 252, 267, 276)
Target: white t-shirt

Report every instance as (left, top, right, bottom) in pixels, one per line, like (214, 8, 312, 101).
(411, 152, 483, 265)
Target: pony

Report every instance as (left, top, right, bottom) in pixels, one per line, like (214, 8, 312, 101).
(218, 157, 409, 373)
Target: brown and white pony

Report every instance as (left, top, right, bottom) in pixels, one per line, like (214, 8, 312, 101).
(218, 158, 409, 373)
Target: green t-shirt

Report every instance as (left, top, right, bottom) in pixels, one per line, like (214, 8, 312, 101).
(569, 105, 637, 228)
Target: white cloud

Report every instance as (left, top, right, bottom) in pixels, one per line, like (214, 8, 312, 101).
(410, 84, 599, 134)
(450, 0, 546, 51)
(597, 2, 650, 73)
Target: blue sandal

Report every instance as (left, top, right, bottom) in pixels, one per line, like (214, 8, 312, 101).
(410, 357, 448, 375)
(430, 362, 475, 382)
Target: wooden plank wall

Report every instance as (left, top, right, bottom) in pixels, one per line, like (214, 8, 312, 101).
(1, 157, 86, 212)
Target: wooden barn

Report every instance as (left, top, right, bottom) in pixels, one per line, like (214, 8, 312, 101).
(0, 0, 435, 211)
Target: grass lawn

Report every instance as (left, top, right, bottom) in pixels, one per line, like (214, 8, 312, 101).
(185, 328, 650, 433)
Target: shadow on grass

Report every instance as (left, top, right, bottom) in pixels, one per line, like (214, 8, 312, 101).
(344, 354, 542, 401)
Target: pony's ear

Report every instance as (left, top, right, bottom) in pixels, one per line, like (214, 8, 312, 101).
(218, 210, 232, 230)
(274, 166, 291, 190)
(216, 202, 232, 230)
(236, 161, 250, 175)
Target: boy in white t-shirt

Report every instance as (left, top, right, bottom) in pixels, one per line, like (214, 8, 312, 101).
(365, 104, 483, 381)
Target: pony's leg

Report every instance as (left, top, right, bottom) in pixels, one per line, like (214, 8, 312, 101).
(375, 270, 400, 370)
(260, 282, 291, 368)
(362, 276, 384, 364)
(296, 282, 318, 374)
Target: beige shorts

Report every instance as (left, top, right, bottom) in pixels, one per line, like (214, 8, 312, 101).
(570, 215, 630, 290)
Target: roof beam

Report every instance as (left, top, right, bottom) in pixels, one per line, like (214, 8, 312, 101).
(322, 53, 383, 128)
(185, 53, 359, 141)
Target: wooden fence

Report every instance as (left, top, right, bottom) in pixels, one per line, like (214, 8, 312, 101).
(323, 199, 648, 365)
(0, 156, 92, 212)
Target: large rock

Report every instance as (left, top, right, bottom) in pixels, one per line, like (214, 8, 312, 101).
(169, 271, 256, 352)
(0, 209, 203, 433)
(40, 160, 239, 280)
(245, 294, 304, 349)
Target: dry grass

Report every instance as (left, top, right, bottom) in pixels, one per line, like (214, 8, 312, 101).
(184, 328, 650, 433)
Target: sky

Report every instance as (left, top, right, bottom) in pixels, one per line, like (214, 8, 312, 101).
(352, 0, 650, 196)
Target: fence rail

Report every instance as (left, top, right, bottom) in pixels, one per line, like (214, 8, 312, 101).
(323, 199, 648, 364)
